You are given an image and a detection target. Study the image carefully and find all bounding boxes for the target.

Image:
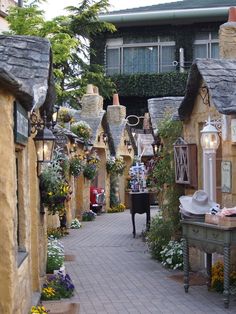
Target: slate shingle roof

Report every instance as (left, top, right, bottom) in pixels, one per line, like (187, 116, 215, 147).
(105, 0, 236, 15)
(178, 58, 236, 120)
(148, 97, 183, 128)
(109, 120, 127, 155)
(0, 35, 55, 112)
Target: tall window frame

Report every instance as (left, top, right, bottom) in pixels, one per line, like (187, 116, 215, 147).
(105, 36, 176, 75)
(15, 147, 28, 266)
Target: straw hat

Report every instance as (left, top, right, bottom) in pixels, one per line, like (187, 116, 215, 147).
(179, 190, 217, 215)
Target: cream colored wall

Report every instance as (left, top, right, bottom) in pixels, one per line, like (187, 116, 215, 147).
(0, 91, 16, 313)
(0, 90, 45, 313)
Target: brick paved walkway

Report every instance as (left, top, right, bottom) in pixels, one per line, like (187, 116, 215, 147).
(61, 209, 236, 313)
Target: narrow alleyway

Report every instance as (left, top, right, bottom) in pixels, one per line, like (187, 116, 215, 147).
(61, 209, 236, 314)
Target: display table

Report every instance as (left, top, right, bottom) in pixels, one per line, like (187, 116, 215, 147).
(129, 191, 150, 238)
(181, 220, 236, 308)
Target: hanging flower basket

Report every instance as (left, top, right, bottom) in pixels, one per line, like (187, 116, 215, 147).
(69, 155, 85, 177)
(71, 121, 92, 141)
(83, 164, 97, 180)
(106, 156, 126, 175)
(58, 108, 73, 123)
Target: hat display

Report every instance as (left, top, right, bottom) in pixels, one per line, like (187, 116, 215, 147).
(179, 190, 218, 215)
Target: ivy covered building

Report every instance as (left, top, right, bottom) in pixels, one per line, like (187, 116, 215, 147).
(94, 0, 236, 117)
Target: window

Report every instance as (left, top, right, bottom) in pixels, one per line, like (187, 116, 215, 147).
(15, 148, 28, 266)
(105, 36, 176, 75)
(193, 32, 219, 59)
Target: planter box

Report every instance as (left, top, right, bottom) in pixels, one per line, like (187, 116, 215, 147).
(205, 213, 236, 227)
(42, 300, 80, 314)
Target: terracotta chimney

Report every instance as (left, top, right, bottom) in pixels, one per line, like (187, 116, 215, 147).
(113, 93, 120, 105)
(107, 93, 126, 124)
(93, 86, 99, 94)
(228, 7, 236, 22)
(86, 84, 94, 94)
(219, 7, 236, 59)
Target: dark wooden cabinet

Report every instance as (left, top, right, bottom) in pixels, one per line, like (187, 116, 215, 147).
(129, 192, 150, 238)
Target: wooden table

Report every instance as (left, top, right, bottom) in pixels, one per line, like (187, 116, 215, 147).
(181, 220, 236, 308)
(129, 191, 150, 238)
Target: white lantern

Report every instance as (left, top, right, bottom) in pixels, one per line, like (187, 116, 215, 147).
(200, 119, 220, 151)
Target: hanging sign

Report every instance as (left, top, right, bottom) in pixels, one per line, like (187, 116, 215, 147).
(14, 102, 29, 145)
(221, 161, 231, 193)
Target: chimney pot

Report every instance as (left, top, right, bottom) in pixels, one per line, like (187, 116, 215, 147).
(86, 84, 94, 94)
(113, 93, 120, 106)
(228, 7, 236, 22)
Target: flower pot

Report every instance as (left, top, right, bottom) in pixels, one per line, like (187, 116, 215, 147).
(42, 300, 80, 314)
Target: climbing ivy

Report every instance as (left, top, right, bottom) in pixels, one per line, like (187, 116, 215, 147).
(152, 111, 184, 236)
(110, 72, 188, 97)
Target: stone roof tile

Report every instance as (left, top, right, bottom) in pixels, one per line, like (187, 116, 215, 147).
(0, 35, 55, 112)
(178, 58, 236, 119)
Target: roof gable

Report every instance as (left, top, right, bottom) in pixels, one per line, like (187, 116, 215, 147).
(0, 35, 55, 112)
(178, 58, 236, 120)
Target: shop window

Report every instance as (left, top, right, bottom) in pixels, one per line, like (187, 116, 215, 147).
(173, 137, 198, 188)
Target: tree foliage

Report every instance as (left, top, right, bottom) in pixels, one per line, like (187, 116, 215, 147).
(6, 0, 116, 107)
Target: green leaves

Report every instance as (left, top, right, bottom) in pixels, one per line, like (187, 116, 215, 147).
(110, 72, 188, 97)
(6, 0, 115, 106)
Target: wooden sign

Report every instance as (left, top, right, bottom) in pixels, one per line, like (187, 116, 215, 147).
(14, 101, 29, 145)
(221, 161, 231, 193)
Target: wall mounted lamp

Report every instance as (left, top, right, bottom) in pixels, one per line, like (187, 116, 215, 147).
(98, 132, 108, 145)
(124, 139, 132, 153)
(30, 107, 59, 176)
(151, 133, 162, 156)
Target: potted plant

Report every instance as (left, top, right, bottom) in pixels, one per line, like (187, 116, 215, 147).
(58, 108, 73, 123)
(41, 272, 79, 314)
(46, 237, 65, 274)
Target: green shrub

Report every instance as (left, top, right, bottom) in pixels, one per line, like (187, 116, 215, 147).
(146, 213, 172, 261)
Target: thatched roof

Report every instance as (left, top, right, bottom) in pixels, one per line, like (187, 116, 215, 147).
(178, 58, 236, 120)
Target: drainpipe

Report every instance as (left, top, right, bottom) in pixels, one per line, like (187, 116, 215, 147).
(179, 48, 184, 73)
